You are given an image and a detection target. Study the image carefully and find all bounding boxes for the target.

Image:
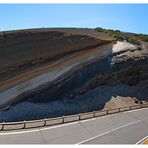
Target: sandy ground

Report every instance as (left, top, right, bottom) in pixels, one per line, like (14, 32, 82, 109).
(104, 96, 137, 110)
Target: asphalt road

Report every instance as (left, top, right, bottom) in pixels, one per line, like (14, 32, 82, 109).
(0, 108, 147, 144)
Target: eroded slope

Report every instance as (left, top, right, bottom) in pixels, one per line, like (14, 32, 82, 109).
(0, 28, 148, 122)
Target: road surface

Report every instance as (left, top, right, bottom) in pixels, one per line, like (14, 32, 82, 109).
(0, 108, 147, 144)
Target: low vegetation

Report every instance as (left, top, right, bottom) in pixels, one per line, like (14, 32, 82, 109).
(135, 34, 148, 42)
(95, 27, 148, 44)
(95, 27, 124, 41)
(126, 37, 141, 45)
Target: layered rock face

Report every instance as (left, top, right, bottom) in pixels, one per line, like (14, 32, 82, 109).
(0, 28, 148, 122)
(0, 29, 113, 108)
(0, 28, 112, 76)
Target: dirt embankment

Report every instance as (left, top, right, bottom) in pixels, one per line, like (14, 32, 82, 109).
(0, 28, 113, 80)
(0, 28, 114, 110)
(0, 28, 148, 122)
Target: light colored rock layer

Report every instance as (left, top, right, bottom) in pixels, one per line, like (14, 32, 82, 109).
(113, 41, 137, 53)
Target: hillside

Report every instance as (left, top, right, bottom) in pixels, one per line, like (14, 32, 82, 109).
(0, 28, 113, 79)
(0, 27, 148, 122)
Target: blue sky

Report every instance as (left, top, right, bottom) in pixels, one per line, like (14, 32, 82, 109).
(0, 4, 148, 34)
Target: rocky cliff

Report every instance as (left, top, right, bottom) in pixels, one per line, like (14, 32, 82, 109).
(0, 28, 147, 122)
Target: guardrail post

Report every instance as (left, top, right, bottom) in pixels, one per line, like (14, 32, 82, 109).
(78, 114, 81, 120)
(44, 119, 46, 126)
(130, 106, 132, 110)
(62, 116, 64, 123)
(1, 122, 4, 131)
(23, 121, 26, 129)
(107, 110, 108, 115)
(1, 33, 5, 40)
(119, 108, 121, 112)
(93, 111, 96, 117)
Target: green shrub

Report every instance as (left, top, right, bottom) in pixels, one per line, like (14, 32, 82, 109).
(95, 27, 104, 32)
(134, 34, 148, 42)
(95, 26, 148, 43)
(127, 37, 141, 45)
(141, 35, 148, 42)
(115, 30, 121, 33)
(112, 33, 124, 40)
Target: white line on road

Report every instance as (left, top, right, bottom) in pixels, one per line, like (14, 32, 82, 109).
(0, 115, 110, 136)
(0, 116, 103, 136)
(136, 136, 148, 144)
(76, 120, 141, 145)
(0, 121, 77, 135)
(123, 107, 147, 113)
(0, 108, 147, 136)
(0, 113, 110, 135)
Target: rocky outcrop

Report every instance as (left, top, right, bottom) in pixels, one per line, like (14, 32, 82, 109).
(0, 42, 114, 109)
(0, 28, 148, 122)
(0, 28, 112, 78)
(16, 41, 148, 105)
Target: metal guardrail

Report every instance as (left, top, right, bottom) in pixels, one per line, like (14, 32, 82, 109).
(0, 103, 148, 131)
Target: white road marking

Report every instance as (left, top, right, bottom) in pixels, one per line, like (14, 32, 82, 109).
(0, 115, 109, 136)
(76, 120, 141, 145)
(136, 136, 148, 144)
(0, 121, 77, 135)
(0, 113, 109, 135)
(123, 107, 147, 113)
(0, 116, 104, 135)
(0, 108, 147, 136)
